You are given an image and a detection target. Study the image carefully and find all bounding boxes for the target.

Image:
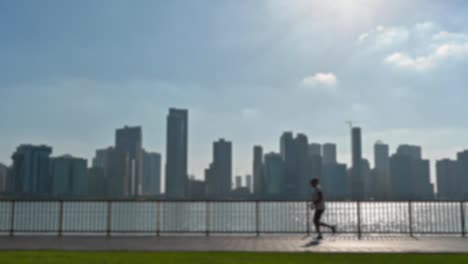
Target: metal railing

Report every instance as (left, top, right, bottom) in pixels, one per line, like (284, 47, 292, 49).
(0, 200, 466, 237)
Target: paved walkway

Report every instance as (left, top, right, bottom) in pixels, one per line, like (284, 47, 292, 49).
(0, 235, 467, 253)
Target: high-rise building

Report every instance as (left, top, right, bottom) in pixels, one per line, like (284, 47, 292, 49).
(361, 159, 373, 199)
(165, 108, 188, 199)
(296, 134, 311, 199)
(308, 143, 322, 157)
(374, 141, 390, 199)
(114, 126, 143, 197)
(187, 176, 206, 200)
(390, 146, 433, 200)
(143, 151, 161, 196)
(322, 163, 348, 200)
(456, 150, 468, 199)
(88, 167, 106, 198)
(51, 155, 87, 197)
(235, 175, 242, 189)
(397, 145, 422, 159)
(253, 145, 263, 196)
(436, 159, 461, 200)
(0, 163, 7, 193)
(245, 174, 253, 193)
(263, 152, 284, 198)
(351, 127, 364, 200)
(206, 139, 232, 199)
(280, 132, 296, 198)
(11, 144, 52, 196)
(92, 147, 114, 169)
(322, 143, 337, 164)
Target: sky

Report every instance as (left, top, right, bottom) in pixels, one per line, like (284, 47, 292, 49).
(2, 0, 468, 183)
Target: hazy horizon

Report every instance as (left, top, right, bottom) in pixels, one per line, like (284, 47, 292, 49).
(2, 0, 468, 181)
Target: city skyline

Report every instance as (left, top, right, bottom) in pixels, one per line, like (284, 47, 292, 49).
(2, 1, 468, 180)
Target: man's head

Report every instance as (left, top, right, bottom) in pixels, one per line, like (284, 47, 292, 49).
(310, 178, 319, 187)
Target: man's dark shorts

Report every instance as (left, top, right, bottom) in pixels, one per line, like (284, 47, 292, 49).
(314, 209, 325, 223)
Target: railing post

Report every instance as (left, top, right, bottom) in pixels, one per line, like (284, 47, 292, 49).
(9, 201, 15, 237)
(106, 201, 112, 238)
(306, 202, 310, 236)
(206, 201, 210, 237)
(357, 201, 361, 240)
(58, 200, 64, 237)
(156, 201, 160, 237)
(256, 201, 260, 237)
(408, 201, 413, 237)
(461, 201, 465, 238)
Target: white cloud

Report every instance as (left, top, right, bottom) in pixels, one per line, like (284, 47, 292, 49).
(301, 72, 338, 88)
(414, 22, 436, 34)
(384, 41, 468, 71)
(357, 25, 409, 47)
(241, 108, 261, 120)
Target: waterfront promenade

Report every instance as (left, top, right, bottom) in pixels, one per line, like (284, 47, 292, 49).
(0, 235, 467, 253)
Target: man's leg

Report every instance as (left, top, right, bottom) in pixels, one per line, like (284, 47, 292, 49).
(313, 209, 324, 239)
(317, 209, 336, 233)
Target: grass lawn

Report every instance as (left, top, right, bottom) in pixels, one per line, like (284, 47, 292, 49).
(1, 252, 468, 264)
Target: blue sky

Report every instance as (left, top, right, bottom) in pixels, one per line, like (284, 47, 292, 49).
(2, 0, 468, 182)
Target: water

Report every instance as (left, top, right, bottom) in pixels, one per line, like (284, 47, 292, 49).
(0, 201, 466, 235)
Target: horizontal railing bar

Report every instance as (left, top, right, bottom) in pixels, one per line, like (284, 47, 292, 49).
(1, 199, 466, 202)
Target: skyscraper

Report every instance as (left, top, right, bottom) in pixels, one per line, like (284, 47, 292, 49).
(351, 127, 364, 200)
(115, 126, 143, 197)
(207, 138, 232, 198)
(253, 145, 263, 196)
(322, 143, 337, 164)
(397, 145, 422, 159)
(11, 144, 52, 195)
(143, 151, 161, 196)
(165, 108, 188, 199)
(436, 159, 461, 200)
(51, 155, 88, 197)
(245, 174, 253, 193)
(263, 152, 284, 198)
(0, 163, 7, 193)
(280, 132, 296, 198)
(235, 175, 242, 189)
(308, 143, 322, 157)
(456, 150, 468, 199)
(296, 134, 311, 199)
(374, 141, 390, 199)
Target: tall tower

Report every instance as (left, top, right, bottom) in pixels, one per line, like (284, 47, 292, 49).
(351, 127, 363, 200)
(165, 108, 188, 199)
(374, 141, 390, 199)
(213, 138, 232, 197)
(11, 144, 52, 195)
(322, 143, 337, 164)
(253, 145, 263, 197)
(115, 126, 143, 197)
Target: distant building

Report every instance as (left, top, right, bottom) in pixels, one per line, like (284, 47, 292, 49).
(374, 141, 390, 199)
(206, 139, 232, 199)
(0, 163, 7, 193)
(322, 143, 337, 164)
(361, 159, 373, 199)
(456, 150, 468, 200)
(51, 155, 88, 197)
(253, 146, 263, 197)
(88, 167, 106, 198)
(296, 134, 311, 199)
(436, 159, 461, 200)
(390, 146, 433, 200)
(231, 187, 251, 199)
(263, 152, 284, 198)
(245, 174, 253, 193)
(322, 163, 348, 200)
(11, 144, 52, 196)
(187, 177, 206, 200)
(165, 108, 188, 199)
(351, 127, 364, 200)
(397, 145, 422, 160)
(143, 151, 161, 196)
(235, 175, 242, 189)
(308, 143, 322, 157)
(114, 126, 143, 197)
(280, 132, 296, 198)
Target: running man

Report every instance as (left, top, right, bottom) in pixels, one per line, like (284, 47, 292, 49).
(310, 178, 336, 240)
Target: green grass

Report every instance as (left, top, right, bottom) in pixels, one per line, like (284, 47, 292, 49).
(0, 252, 467, 264)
